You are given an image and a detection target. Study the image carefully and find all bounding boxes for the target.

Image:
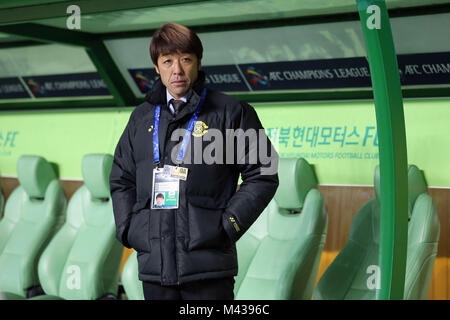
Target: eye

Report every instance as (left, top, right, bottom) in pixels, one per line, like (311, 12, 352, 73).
(163, 59, 171, 64)
(182, 57, 192, 63)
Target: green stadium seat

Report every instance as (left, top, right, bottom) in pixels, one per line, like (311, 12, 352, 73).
(314, 165, 440, 300)
(30, 154, 123, 300)
(121, 251, 144, 300)
(0, 155, 66, 298)
(234, 158, 328, 300)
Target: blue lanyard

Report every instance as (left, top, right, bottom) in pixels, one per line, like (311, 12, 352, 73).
(153, 87, 207, 166)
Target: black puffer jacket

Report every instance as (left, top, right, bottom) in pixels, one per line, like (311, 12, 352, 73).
(110, 72, 279, 285)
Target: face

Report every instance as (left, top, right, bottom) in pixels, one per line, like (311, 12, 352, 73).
(156, 197, 164, 206)
(155, 52, 201, 99)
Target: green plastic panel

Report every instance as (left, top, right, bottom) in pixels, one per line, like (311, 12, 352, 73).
(0, 98, 449, 188)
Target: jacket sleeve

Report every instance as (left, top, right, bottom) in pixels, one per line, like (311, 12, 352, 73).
(109, 110, 137, 249)
(222, 102, 279, 243)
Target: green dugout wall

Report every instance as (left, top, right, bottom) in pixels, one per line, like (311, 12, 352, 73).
(0, 98, 448, 188)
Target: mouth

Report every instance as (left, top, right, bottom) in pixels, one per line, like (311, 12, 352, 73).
(171, 80, 187, 86)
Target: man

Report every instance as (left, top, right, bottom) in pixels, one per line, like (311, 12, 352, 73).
(110, 22, 279, 300)
(154, 193, 165, 207)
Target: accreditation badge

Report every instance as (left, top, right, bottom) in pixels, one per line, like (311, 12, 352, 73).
(163, 164, 188, 181)
(151, 168, 179, 209)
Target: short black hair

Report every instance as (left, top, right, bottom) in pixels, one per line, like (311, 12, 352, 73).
(150, 22, 203, 66)
(156, 193, 164, 199)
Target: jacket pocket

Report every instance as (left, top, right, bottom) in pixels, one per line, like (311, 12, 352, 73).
(127, 209, 151, 253)
(187, 197, 231, 251)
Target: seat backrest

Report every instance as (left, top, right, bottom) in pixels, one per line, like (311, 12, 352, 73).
(314, 165, 440, 300)
(37, 154, 123, 300)
(0, 184, 4, 219)
(404, 165, 440, 299)
(235, 158, 328, 300)
(121, 251, 144, 300)
(0, 155, 66, 297)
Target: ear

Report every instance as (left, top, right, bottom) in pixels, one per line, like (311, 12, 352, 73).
(198, 60, 202, 70)
(155, 65, 160, 74)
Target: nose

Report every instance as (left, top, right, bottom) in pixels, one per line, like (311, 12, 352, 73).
(172, 59, 184, 75)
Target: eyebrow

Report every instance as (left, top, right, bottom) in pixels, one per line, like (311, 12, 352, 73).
(160, 52, 194, 57)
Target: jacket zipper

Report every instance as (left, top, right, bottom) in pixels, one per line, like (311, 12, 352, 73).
(168, 119, 180, 285)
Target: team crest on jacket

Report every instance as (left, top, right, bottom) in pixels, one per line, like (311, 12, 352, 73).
(192, 121, 208, 137)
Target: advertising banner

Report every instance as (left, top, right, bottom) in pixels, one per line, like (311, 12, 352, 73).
(0, 77, 30, 99)
(240, 57, 372, 91)
(22, 72, 110, 98)
(128, 52, 450, 95)
(1, 52, 447, 100)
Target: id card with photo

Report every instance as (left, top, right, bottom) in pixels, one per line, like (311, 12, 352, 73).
(151, 168, 179, 209)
